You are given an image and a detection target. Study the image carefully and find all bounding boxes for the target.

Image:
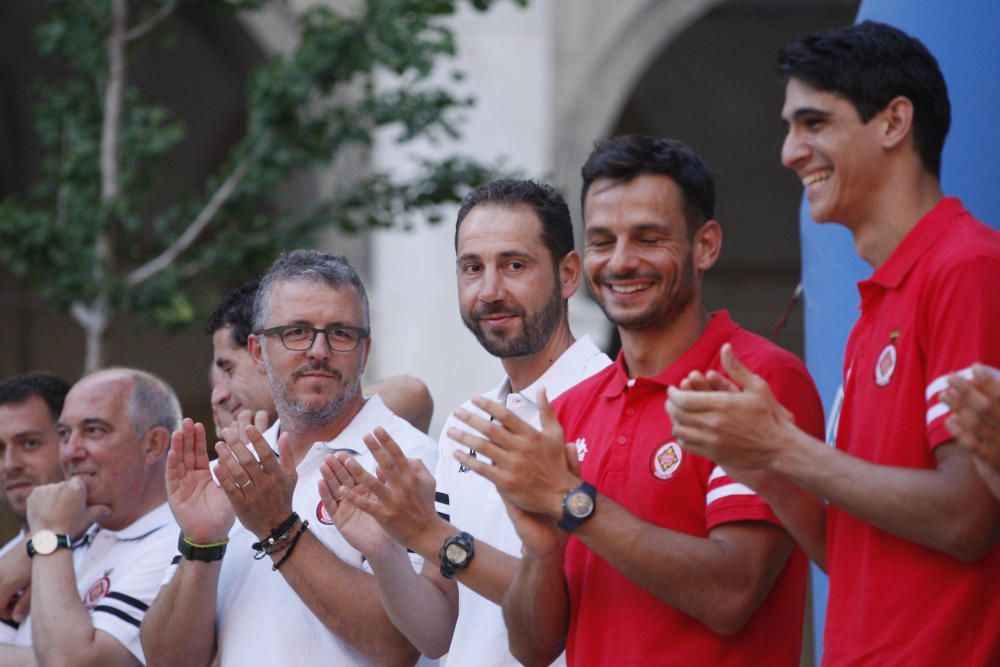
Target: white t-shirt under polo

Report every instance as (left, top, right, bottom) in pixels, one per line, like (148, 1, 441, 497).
(15, 503, 177, 664)
(435, 336, 611, 667)
(162, 395, 437, 667)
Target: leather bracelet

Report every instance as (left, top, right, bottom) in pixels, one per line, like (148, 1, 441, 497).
(252, 512, 300, 559)
(178, 532, 229, 562)
(273, 520, 308, 571)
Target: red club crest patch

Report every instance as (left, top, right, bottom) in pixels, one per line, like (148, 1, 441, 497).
(875, 343, 897, 386)
(316, 500, 335, 525)
(84, 576, 111, 609)
(651, 442, 683, 480)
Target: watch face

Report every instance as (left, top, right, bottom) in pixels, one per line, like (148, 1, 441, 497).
(31, 530, 58, 555)
(567, 491, 594, 519)
(445, 542, 469, 565)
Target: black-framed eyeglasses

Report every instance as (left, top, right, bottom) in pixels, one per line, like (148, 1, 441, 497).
(256, 324, 369, 352)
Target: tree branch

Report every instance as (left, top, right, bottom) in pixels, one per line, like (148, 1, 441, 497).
(126, 145, 260, 287)
(101, 0, 126, 204)
(125, 2, 177, 43)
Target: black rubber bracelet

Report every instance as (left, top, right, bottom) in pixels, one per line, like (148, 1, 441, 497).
(273, 521, 308, 571)
(178, 532, 228, 562)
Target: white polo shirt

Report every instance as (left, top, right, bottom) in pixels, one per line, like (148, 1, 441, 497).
(0, 531, 25, 642)
(15, 503, 176, 664)
(435, 336, 611, 666)
(163, 395, 437, 667)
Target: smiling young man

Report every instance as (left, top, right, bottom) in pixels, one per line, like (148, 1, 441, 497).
(666, 22, 1000, 665)
(0, 368, 180, 666)
(143, 250, 436, 667)
(453, 137, 825, 666)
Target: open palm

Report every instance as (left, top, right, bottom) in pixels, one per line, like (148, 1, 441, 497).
(167, 419, 235, 544)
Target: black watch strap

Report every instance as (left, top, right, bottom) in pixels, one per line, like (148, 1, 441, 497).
(26, 532, 71, 557)
(558, 481, 597, 533)
(439, 531, 475, 579)
(177, 532, 228, 563)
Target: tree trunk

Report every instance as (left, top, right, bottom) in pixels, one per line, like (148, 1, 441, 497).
(72, 298, 111, 375)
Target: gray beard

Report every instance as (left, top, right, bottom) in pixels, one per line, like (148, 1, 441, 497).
(262, 349, 362, 434)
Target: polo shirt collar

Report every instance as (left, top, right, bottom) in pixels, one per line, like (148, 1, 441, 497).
(496, 335, 606, 409)
(601, 310, 739, 398)
(94, 502, 173, 542)
(866, 197, 964, 290)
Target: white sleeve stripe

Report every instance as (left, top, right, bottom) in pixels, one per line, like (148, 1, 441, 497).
(926, 402, 950, 425)
(708, 466, 727, 483)
(706, 483, 756, 505)
(925, 367, 974, 401)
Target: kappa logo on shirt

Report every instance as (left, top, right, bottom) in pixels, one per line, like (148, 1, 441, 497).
(83, 571, 112, 609)
(651, 442, 683, 480)
(573, 438, 589, 462)
(458, 448, 476, 473)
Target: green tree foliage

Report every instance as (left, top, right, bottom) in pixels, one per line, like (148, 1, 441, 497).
(0, 0, 522, 371)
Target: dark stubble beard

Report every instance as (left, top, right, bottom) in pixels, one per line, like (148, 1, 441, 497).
(461, 283, 565, 359)
(587, 251, 696, 331)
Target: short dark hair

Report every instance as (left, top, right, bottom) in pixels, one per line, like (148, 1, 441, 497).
(454, 179, 575, 269)
(254, 250, 369, 331)
(778, 20, 950, 178)
(206, 280, 260, 348)
(580, 135, 716, 236)
(0, 373, 71, 420)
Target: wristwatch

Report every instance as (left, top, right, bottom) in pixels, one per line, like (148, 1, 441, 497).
(558, 481, 597, 533)
(177, 533, 228, 563)
(26, 530, 71, 557)
(439, 532, 475, 579)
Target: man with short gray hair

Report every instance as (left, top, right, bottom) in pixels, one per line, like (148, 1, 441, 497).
(144, 250, 437, 666)
(0, 368, 180, 666)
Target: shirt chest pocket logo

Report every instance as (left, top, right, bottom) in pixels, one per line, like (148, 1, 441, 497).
(83, 572, 111, 609)
(651, 442, 683, 480)
(874, 329, 901, 387)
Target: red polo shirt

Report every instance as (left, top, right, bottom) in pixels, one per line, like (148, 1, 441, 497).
(825, 198, 1000, 666)
(554, 311, 824, 666)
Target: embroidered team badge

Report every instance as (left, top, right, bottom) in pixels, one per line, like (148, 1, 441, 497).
(84, 572, 111, 609)
(651, 442, 683, 480)
(874, 329, 900, 387)
(316, 500, 335, 525)
(574, 438, 589, 462)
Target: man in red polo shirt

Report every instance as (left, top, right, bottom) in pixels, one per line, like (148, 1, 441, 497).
(667, 22, 1000, 665)
(450, 135, 825, 665)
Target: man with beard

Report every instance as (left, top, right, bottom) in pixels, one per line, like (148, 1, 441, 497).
(142, 250, 437, 667)
(450, 136, 826, 665)
(0, 373, 70, 638)
(314, 179, 610, 664)
(207, 280, 435, 437)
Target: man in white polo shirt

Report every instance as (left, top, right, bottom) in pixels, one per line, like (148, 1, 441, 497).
(318, 180, 610, 664)
(1, 368, 180, 666)
(0, 373, 71, 638)
(142, 250, 436, 666)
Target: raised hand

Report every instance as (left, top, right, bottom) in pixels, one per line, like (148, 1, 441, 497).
(26, 476, 109, 536)
(214, 423, 297, 540)
(666, 343, 795, 470)
(166, 418, 235, 544)
(325, 427, 438, 552)
(449, 389, 579, 519)
(318, 454, 393, 559)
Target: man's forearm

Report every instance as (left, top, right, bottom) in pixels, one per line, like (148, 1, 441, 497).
(410, 516, 520, 604)
(276, 530, 418, 666)
(141, 559, 222, 667)
(29, 552, 116, 666)
(0, 643, 37, 666)
(773, 429, 1000, 560)
(365, 545, 457, 658)
(742, 470, 828, 570)
(502, 550, 568, 667)
(571, 496, 793, 636)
